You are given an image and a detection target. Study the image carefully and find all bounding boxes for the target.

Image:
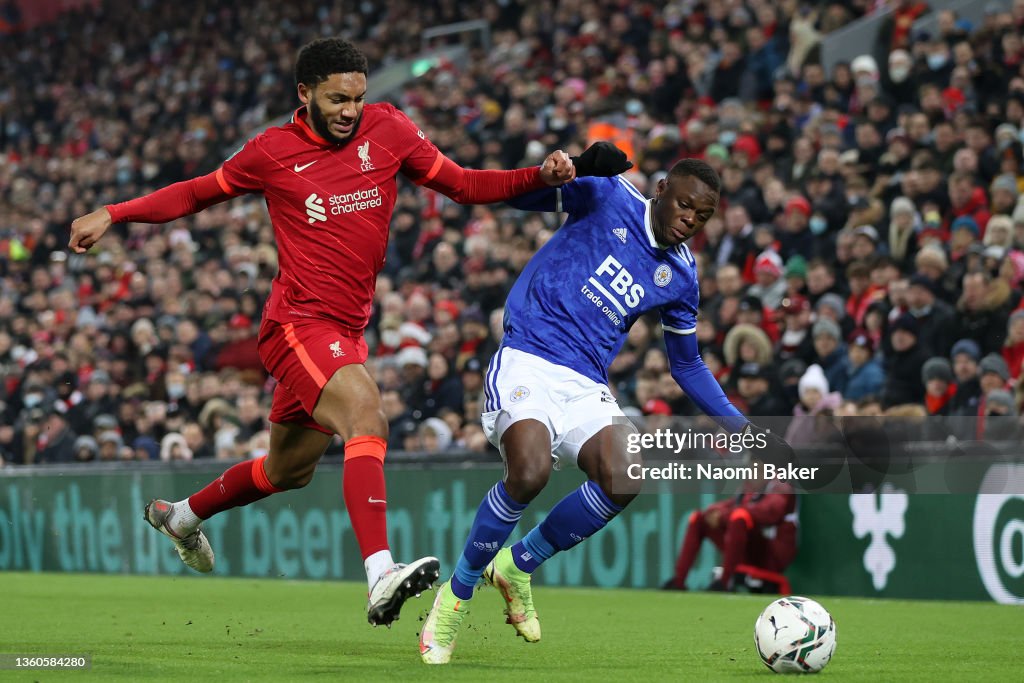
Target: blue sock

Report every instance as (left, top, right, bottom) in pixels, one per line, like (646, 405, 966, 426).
(450, 481, 526, 600)
(511, 480, 623, 573)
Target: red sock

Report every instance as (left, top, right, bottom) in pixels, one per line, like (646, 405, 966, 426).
(720, 510, 753, 585)
(188, 455, 283, 519)
(343, 435, 389, 559)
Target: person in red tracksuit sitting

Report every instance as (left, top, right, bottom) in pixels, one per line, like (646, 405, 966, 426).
(664, 476, 797, 591)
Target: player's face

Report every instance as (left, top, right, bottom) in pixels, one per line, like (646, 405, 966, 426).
(299, 72, 367, 144)
(652, 174, 719, 246)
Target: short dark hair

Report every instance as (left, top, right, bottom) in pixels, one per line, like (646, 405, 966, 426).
(667, 158, 721, 194)
(295, 38, 368, 87)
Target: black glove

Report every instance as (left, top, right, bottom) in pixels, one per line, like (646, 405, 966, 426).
(745, 423, 795, 465)
(571, 141, 634, 177)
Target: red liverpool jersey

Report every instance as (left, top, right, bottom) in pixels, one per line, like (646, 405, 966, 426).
(217, 103, 441, 333)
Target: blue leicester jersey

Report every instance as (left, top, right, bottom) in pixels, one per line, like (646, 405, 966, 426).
(502, 175, 700, 384)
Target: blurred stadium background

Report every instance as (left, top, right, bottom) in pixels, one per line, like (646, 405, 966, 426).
(2, 0, 1024, 633)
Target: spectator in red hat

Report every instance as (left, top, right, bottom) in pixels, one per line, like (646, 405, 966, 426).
(941, 85, 966, 114)
(778, 194, 815, 262)
(641, 398, 672, 416)
(433, 299, 461, 327)
(731, 134, 762, 167)
(784, 194, 811, 217)
(748, 250, 787, 310)
(639, 397, 674, 433)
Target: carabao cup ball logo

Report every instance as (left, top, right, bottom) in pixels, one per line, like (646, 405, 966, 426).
(510, 386, 530, 403)
(973, 464, 1024, 604)
(654, 264, 672, 287)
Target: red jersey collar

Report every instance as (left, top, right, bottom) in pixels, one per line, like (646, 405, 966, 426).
(291, 107, 330, 146)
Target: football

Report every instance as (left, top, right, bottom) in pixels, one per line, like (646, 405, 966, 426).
(754, 596, 837, 673)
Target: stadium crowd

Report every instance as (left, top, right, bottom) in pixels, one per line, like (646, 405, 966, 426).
(3, 0, 1024, 466)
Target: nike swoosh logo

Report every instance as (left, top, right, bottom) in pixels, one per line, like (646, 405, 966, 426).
(368, 497, 387, 504)
(294, 161, 318, 172)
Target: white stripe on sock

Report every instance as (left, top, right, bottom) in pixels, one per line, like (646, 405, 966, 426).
(488, 485, 521, 518)
(487, 488, 522, 523)
(581, 482, 617, 520)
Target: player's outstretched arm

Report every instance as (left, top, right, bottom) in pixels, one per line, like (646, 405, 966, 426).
(665, 332, 797, 460)
(664, 330, 750, 433)
(419, 150, 574, 205)
(69, 170, 235, 253)
(669, 337, 796, 466)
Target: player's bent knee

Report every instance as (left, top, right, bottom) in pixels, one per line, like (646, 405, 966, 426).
(346, 409, 388, 440)
(275, 472, 314, 490)
(504, 456, 551, 503)
(602, 450, 642, 505)
(267, 465, 316, 490)
(316, 408, 387, 443)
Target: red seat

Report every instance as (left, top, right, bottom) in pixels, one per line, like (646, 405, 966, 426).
(735, 564, 791, 594)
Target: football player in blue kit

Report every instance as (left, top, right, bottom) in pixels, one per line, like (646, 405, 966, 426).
(420, 144, 790, 663)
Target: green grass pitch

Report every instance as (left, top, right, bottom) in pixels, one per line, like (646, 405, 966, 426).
(2, 572, 1022, 681)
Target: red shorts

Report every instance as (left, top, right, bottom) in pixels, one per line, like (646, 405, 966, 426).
(258, 318, 369, 434)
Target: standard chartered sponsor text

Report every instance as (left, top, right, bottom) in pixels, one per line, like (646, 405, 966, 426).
(329, 187, 382, 214)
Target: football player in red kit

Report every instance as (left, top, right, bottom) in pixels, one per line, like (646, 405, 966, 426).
(69, 37, 576, 626)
